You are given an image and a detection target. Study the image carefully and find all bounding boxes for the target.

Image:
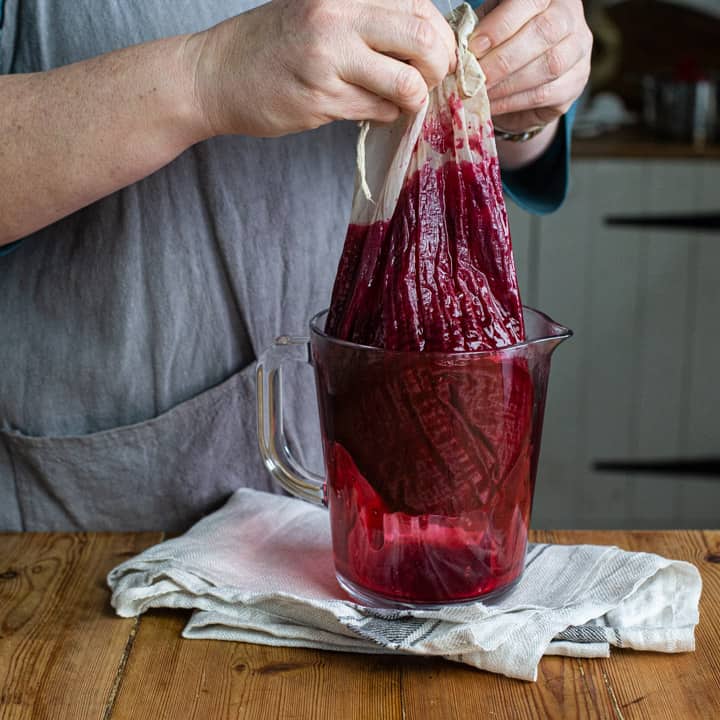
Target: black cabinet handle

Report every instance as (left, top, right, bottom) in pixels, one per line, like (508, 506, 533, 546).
(604, 213, 720, 231)
(593, 457, 720, 478)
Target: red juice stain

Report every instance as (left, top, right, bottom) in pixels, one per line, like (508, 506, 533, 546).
(448, 92, 465, 130)
(422, 111, 455, 154)
(468, 134, 483, 153)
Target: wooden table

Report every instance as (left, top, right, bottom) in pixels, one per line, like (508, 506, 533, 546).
(1, 530, 718, 719)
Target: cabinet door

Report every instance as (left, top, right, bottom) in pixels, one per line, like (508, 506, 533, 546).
(505, 196, 534, 297)
(530, 159, 720, 528)
(682, 162, 720, 527)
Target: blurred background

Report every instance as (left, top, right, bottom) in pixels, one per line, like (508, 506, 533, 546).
(511, 0, 720, 528)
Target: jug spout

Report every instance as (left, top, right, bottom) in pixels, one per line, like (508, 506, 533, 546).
(521, 307, 573, 355)
(543, 322, 572, 355)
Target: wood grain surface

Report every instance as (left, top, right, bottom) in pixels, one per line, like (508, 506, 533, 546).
(0, 532, 162, 720)
(1, 530, 718, 720)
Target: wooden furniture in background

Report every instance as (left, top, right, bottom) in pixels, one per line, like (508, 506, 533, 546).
(0, 530, 718, 719)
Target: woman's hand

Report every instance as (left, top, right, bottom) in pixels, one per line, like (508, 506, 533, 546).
(187, 0, 457, 138)
(470, 0, 592, 133)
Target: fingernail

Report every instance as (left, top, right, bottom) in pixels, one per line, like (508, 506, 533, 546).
(471, 35, 491, 55)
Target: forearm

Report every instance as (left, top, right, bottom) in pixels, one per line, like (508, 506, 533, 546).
(0, 0, 465, 248)
(0, 35, 205, 246)
(495, 117, 559, 171)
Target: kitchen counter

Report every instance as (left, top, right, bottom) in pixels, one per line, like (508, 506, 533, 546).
(1, 530, 719, 719)
(572, 128, 720, 160)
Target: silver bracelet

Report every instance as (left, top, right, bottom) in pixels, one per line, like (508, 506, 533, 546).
(493, 124, 547, 143)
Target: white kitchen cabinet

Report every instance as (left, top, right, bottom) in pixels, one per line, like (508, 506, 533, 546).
(508, 159, 720, 529)
(505, 197, 533, 295)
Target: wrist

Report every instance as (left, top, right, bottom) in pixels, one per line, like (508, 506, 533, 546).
(179, 14, 258, 141)
(176, 31, 218, 144)
(495, 117, 560, 171)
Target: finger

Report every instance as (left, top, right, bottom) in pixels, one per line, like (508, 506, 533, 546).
(340, 47, 428, 114)
(332, 85, 401, 123)
(489, 58, 588, 117)
(474, 0, 501, 21)
(475, 5, 572, 88)
(486, 34, 584, 101)
(373, 0, 457, 70)
(469, 0, 550, 57)
(357, 7, 452, 89)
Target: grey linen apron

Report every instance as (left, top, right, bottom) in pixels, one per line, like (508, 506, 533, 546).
(0, 0, 356, 531)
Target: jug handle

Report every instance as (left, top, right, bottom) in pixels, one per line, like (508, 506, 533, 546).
(256, 336, 325, 505)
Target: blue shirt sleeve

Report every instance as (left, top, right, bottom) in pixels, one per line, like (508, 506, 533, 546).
(501, 102, 577, 216)
(0, 241, 22, 257)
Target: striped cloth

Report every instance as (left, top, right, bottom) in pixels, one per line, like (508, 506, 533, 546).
(108, 489, 701, 681)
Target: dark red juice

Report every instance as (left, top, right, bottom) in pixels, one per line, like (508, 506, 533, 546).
(325, 415, 533, 603)
(313, 338, 537, 604)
